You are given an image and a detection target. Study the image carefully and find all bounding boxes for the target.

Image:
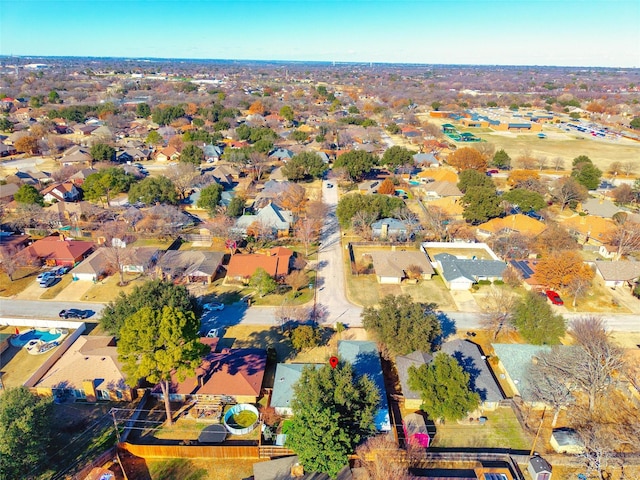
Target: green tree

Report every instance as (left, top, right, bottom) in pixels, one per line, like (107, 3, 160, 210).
(146, 130, 164, 146)
(491, 149, 511, 169)
(290, 129, 309, 143)
(90, 143, 115, 162)
(333, 150, 378, 182)
(457, 169, 494, 193)
(136, 103, 151, 118)
(279, 105, 294, 122)
(30, 95, 43, 108)
(250, 267, 277, 297)
(197, 183, 223, 213)
(431, 101, 442, 111)
(128, 176, 178, 205)
(630, 116, 640, 130)
(513, 291, 566, 344)
(152, 105, 185, 125)
(291, 325, 322, 351)
(386, 123, 401, 134)
(571, 156, 602, 190)
(361, 294, 441, 357)
(408, 353, 480, 422)
(0, 116, 13, 132)
(118, 306, 207, 424)
(0, 387, 53, 479)
(47, 90, 60, 104)
(180, 144, 204, 166)
(14, 184, 44, 206)
(101, 279, 198, 336)
(286, 364, 378, 478)
(381, 146, 414, 169)
(282, 151, 328, 182)
(502, 188, 547, 212)
(82, 167, 136, 207)
(336, 194, 404, 228)
(461, 187, 502, 224)
(226, 196, 245, 217)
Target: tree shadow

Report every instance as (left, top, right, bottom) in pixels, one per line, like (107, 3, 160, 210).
(435, 311, 457, 344)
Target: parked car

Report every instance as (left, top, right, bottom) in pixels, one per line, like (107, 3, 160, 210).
(202, 302, 224, 311)
(545, 290, 564, 306)
(59, 309, 91, 319)
(40, 276, 57, 288)
(37, 271, 56, 282)
(51, 266, 70, 276)
(206, 328, 220, 338)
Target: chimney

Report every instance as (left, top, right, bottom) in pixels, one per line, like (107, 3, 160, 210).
(381, 222, 389, 239)
(83, 379, 97, 403)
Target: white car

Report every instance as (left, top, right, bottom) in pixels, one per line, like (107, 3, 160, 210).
(202, 302, 224, 311)
(206, 328, 220, 338)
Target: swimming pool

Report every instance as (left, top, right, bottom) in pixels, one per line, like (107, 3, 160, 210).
(10, 329, 65, 348)
(408, 180, 420, 186)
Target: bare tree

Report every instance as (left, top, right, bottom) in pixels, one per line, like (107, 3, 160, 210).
(515, 148, 536, 170)
(604, 221, 640, 260)
(352, 210, 376, 240)
(165, 163, 200, 200)
(285, 270, 308, 296)
(621, 161, 635, 176)
(527, 351, 575, 426)
(247, 151, 269, 182)
(535, 155, 547, 171)
(355, 434, 414, 480)
(552, 156, 565, 171)
(422, 205, 451, 242)
(0, 246, 33, 281)
(566, 274, 593, 307)
(295, 217, 321, 257)
(473, 142, 495, 160)
(480, 287, 517, 339)
(96, 221, 137, 286)
(551, 176, 588, 211)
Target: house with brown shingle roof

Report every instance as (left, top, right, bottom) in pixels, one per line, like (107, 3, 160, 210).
(226, 247, 292, 282)
(154, 145, 180, 162)
(594, 260, 640, 288)
(25, 234, 94, 267)
(33, 336, 133, 402)
(421, 180, 463, 199)
(41, 182, 81, 203)
(368, 250, 434, 284)
(157, 347, 267, 404)
(561, 215, 616, 246)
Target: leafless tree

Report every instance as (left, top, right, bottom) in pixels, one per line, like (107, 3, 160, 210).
(274, 303, 308, 332)
(295, 217, 320, 257)
(95, 221, 137, 286)
(535, 155, 547, 171)
(355, 434, 414, 480)
(352, 210, 377, 240)
(573, 412, 622, 480)
(526, 351, 575, 427)
(515, 148, 536, 170)
(566, 274, 593, 308)
(604, 221, 640, 260)
(621, 161, 635, 176)
(608, 161, 623, 175)
(285, 270, 308, 295)
(165, 163, 200, 200)
(422, 205, 451, 242)
(247, 151, 270, 181)
(0, 246, 33, 281)
(480, 286, 517, 339)
(551, 176, 588, 211)
(551, 156, 565, 171)
(473, 142, 496, 160)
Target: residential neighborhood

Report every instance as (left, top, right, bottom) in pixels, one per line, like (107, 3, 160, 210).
(0, 53, 639, 480)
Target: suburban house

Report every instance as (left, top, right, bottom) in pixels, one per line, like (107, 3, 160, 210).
(594, 260, 640, 289)
(561, 215, 616, 246)
(154, 146, 180, 162)
(156, 347, 267, 404)
(476, 214, 547, 239)
(338, 340, 391, 432)
(371, 218, 418, 240)
(70, 248, 110, 282)
(0, 233, 30, 256)
(395, 350, 434, 410)
(234, 203, 294, 238)
(60, 145, 92, 166)
(253, 455, 353, 480)
(270, 363, 321, 416)
(491, 343, 552, 401)
(45, 201, 96, 225)
(357, 180, 380, 195)
(0, 182, 20, 204)
(225, 247, 292, 282)
(440, 339, 505, 410)
(33, 336, 133, 402)
(41, 182, 81, 203)
(579, 197, 623, 219)
(0, 144, 17, 157)
(416, 168, 459, 184)
(122, 247, 160, 274)
(368, 250, 434, 284)
(253, 180, 293, 209)
(432, 253, 507, 290)
(25, 235, 94, 267)
(269, 148, 294, 162)
(115, 147, 150, 163)
(157, 250, 224, 284)
(203, 144, 223, 162)
(413, 152, 439, 167)
(421, 181, 463, 199)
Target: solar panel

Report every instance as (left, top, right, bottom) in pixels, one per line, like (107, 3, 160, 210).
(520, 262, 534, 276)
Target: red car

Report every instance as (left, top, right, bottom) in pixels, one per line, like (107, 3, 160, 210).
(545, 290, 564, 306)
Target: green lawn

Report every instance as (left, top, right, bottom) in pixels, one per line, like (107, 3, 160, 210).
(429, 407, 531, 450)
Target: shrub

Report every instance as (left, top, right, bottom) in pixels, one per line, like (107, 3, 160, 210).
(290, 325, 322, 351)
(478, 279, 491, 285)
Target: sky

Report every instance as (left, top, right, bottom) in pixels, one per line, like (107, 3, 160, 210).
(1, 0, 639, 68)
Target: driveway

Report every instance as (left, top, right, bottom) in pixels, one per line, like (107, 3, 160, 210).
(315, 181, 363, 327)
(450, 289, 478, 312)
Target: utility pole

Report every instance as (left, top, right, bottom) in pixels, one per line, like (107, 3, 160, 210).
(529, 406, 546, 457)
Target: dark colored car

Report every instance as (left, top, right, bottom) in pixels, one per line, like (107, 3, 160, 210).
(545, 290, 564, 306)
(59, 309, 91, 319)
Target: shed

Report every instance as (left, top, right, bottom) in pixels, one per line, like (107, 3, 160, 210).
(550, 428, 585, 454)
(527, 455, 552, 480)
(403, 412, 430, 448)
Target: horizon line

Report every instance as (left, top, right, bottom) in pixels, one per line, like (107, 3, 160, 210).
(0, 54, 637, 70)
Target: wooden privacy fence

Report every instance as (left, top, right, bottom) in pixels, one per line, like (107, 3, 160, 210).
(119, 442, 260, 460)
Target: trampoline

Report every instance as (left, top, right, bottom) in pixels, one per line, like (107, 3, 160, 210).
(198, 424, 227, 443)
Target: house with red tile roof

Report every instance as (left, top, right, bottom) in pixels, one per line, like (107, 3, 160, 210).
(24, 234, 94, 267)
(225, 247, 292, 282)
(156, 347, 267, 404)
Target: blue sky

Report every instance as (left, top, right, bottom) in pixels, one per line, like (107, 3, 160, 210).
(1, 0, 639, 67)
